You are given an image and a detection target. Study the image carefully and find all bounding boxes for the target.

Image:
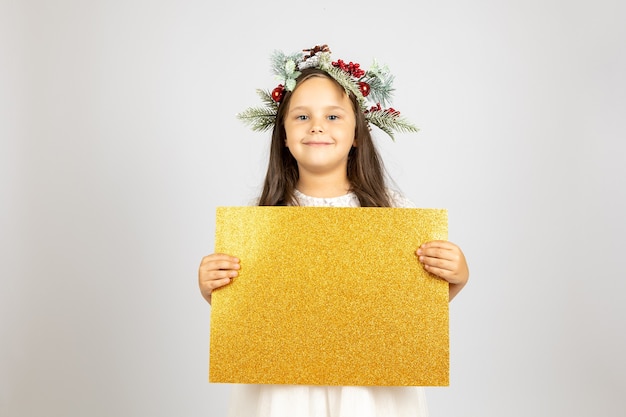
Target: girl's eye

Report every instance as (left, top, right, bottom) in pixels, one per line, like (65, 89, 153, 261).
(328, 115, 338, 121)
(297, 115, 308, 121)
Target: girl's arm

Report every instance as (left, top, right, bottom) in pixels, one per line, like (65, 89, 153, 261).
(198, 253, 240, 304)
(416, 241, 469, 301)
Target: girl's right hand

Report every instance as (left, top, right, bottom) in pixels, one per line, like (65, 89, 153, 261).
(198, 253, 240, 304)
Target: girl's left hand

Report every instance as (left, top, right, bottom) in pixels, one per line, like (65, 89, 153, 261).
(416, 240, 469, 299)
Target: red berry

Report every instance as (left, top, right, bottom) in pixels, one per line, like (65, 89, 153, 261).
(271, 84, 284, 102)
(359, 82, 370, 97)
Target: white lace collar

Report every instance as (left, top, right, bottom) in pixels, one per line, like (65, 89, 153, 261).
(293, 189, 360, 208)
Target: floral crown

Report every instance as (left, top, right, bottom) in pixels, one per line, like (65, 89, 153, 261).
(237, 45, 418, 141)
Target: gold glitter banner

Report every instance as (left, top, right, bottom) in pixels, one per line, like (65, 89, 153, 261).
(209, 207, 449, 386)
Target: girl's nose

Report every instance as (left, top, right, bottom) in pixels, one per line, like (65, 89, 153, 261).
(310, 121, 324, 133)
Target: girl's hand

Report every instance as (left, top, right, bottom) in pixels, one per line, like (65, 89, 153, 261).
(198, 253, 240, 304)
(416, 240, 469, 301)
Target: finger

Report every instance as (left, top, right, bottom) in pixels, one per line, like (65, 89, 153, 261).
(204, 259, 240, 272)
(199, 255, 240, 276)
(202, 276, 234, 292)
(418, 247, 457, 262)
(201, 254, 239, 266)
(424, 263, 467, 284)
(419, 255, 455, 272)
(422, 264, 453, 281)
(419, 240, 451, 249)
(200, 267, 238, 285)
(202, 268, 239, 282)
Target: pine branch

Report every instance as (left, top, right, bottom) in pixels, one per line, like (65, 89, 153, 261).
(236, 106, 277, 132)
(256, 89, 279, 108)
(366, 110, 419, 141)
(270, 50, 301, 85)
(363, 72, 395, 107)
(324, 66, 363, 104)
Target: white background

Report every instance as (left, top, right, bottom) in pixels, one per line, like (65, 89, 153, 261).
(2, 0, 625, 416)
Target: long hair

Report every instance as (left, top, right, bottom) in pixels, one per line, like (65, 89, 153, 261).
(257, 68, 391, 207)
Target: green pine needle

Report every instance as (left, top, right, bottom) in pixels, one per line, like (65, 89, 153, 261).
(270, 51, 302, 82)
(256, 89, 279, 108)
(237, 106, 278, 132)
(235, 89, 279, 132)
(366, 110, 419, 141)
(324, 66, 364, 105)
(363, 73, 395, 107)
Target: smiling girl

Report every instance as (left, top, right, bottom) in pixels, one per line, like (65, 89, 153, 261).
(198, 45, 469, 417)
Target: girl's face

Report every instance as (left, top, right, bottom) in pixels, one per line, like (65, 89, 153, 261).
(284, 76, 356, 179)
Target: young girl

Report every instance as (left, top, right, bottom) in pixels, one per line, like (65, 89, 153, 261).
(198, 45, 469, 417)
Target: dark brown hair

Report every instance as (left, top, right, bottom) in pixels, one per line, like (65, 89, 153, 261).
(257, 68, 391, 207)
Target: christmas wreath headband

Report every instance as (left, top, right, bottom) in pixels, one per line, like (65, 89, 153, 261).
(237, 44, 418, 141)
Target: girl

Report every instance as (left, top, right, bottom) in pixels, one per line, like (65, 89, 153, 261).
(198, 45, 469, 417)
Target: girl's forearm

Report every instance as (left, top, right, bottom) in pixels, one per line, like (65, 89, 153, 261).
(449, 282, 466, 302)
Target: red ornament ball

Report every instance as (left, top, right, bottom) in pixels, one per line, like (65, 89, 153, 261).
(271, 84, 285, 102)
(358, 82, 370, 97)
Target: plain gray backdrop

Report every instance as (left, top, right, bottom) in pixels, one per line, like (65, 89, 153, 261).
(2, 0, 625, 416)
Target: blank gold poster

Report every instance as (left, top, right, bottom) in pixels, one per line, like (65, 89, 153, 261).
(210, 207, 449, 386)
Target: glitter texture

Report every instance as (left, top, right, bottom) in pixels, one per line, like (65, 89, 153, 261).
(209, 207, 449, 386)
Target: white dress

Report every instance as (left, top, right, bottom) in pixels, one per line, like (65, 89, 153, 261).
(227, 189, 429, 417)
